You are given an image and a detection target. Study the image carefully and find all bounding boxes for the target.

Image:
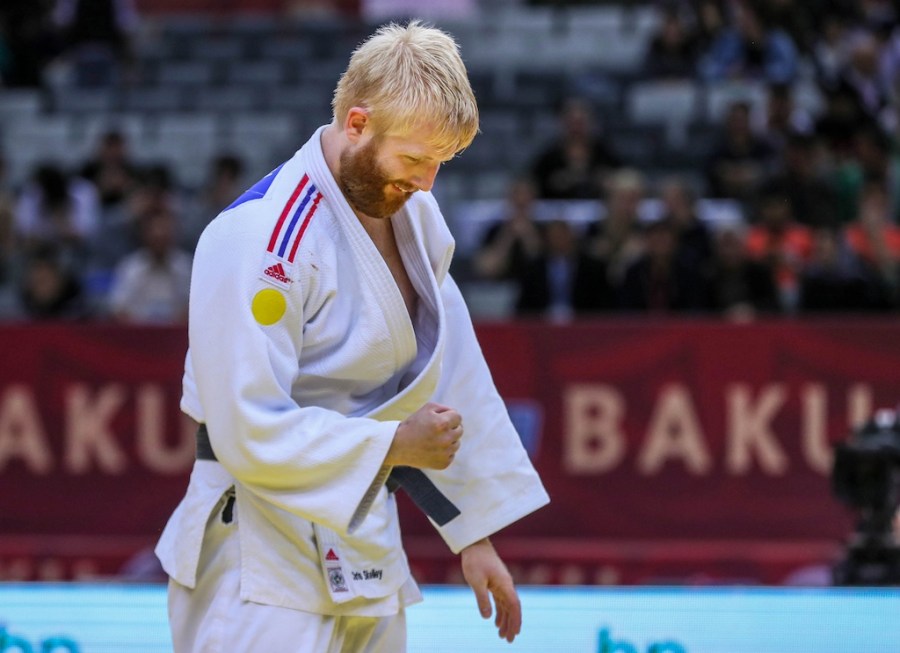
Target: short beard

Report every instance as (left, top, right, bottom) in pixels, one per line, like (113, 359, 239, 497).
(338, 137, 412, 219)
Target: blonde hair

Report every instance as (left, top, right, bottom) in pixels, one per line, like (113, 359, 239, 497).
(332, 21, 479, 156)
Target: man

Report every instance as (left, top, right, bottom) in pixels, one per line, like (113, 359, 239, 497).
(107, 207, 192, 324)
(529, 97, 621, 200)
(155, 21, 549, 652)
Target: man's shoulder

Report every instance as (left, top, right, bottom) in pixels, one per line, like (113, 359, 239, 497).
(221, 161, 288, 214)
(205, 162, 335, 249)
(195, 168, 338, 297)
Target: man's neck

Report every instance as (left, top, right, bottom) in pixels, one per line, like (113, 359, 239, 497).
(320, 122, 343, 184)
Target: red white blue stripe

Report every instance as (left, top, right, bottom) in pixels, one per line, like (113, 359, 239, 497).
(267, 173, 323, 263)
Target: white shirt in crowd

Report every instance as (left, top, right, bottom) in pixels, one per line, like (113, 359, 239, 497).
(108, 248, 192, 323)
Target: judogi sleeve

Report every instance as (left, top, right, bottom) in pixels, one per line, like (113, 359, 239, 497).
(427, 275, 550, 553)
(188, 207, 399, 536)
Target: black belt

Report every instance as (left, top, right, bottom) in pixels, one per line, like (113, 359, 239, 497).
(196, 424, 460, 526)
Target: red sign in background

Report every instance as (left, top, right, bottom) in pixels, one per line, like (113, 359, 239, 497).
(1, 320, 898, 584)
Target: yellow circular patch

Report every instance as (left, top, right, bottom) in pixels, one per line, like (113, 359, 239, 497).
(251, 288, 286, 325)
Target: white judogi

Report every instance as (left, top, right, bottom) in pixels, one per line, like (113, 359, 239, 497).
(156, 126, 549, 648)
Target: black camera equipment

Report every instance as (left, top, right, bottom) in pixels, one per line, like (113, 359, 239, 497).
(831, 408, 900, 586)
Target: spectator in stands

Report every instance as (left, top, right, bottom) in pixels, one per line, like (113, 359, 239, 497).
(698, 0, 799, 84)
(706, 101, 773, 201)
(704, 224, 780, 319)
(812, 13, 853, 88)
(92, 161, 182, 285)
(832, 124, 900, 225)
(618, 217, 707, 313)
(860, 0, 897, 28)
(658, 176, 714, 273)
(752, 0, 817, 53)
(844, 181, 900, 304)
(107, 208, 191, 324)
(52, 0, 139, 87)
(586, 168, 646, 286)
(473, 177, 544, 282)
(690, 0, 728, 49)
(514, 219, 612, 320)
(14, 163, 100, 266)
(837, 32, 893, 126)
(815, 83, 871, 159)
(745, 182, 813, 312)
(126, 164, 183, 234)
(854, 125, 900, 221)
(16, 243, 90, 320)
(799, 225, 891, 312)
(79, 129, 142, 272)
(182, 154, 245, 253)
(766, 131, 838, 227)
(644, 5, 701, 79)
(530, 97, 621, 200)
(760, 82, 814, 156)
(0, 3, 58, 87)
(878, 24, 900, 110)
(80, 128, 139, 212)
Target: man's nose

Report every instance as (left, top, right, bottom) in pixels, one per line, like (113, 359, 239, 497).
(413, 162, 440, 192)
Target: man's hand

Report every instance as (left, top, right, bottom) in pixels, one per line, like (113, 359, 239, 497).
(461, 538, 521, 643)
(384, 402, 463, 470)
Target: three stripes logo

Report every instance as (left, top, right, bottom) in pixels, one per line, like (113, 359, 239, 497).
(260, 254, 293, 288)
(264, 262, 290, 284)
(267, 173, 323, 264)
(259, 171, 323, 289)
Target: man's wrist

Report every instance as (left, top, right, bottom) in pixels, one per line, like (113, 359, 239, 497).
(461, 537, 492, 555)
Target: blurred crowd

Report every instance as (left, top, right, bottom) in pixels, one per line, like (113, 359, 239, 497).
(0, 0, 899, 322)
(470, 0, 900, 319)
(0, 0, 139, 89)
(0, 135, 242, 322)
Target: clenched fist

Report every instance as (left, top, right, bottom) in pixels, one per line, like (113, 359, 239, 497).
(384, 402, 463, 470)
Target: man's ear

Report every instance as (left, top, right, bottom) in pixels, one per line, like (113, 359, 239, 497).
(345, 107, 370, 143)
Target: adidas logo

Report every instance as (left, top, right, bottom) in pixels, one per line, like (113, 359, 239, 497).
(325, 548, 339, 561)
(264, 262, 291, 284)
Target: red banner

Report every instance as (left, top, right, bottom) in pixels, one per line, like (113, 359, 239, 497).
(1, 320, 898, 582)
(473, 319, 900, 541)
(0, 326, 191, 538)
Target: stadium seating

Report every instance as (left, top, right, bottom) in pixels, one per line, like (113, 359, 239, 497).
(0, 4, 798, 234)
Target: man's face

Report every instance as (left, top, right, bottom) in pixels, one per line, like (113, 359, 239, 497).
(338, 128, 449, 220)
